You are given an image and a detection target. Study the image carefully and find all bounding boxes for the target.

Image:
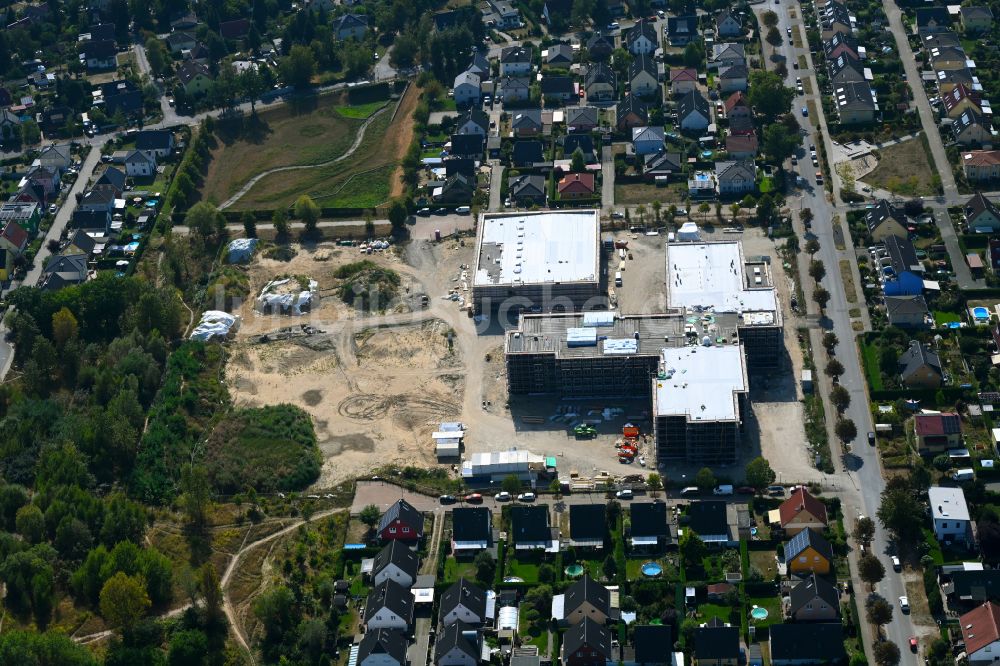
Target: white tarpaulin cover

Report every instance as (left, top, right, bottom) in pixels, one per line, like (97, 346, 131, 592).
(677, 222, 700, 241)
(227, 238, 258, 263)
(256, 278, 318, 315)
(190, 310, 240, 341)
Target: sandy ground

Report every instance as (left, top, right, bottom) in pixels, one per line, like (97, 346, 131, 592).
(223, 226, 827, 489)
(389, 84, 420, 198)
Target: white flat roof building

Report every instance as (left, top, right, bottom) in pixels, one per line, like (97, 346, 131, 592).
(665, 240, 778, 315)
(653, 345, 747, 421)
(929, 486, 971, 522)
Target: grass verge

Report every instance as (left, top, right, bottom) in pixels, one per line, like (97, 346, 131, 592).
(839, 259, 857, 304)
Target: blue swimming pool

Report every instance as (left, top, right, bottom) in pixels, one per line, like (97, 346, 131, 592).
(641, 562, 662, 577)
(973, 306, 990, 320)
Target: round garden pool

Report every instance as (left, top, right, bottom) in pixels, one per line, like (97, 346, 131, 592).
(564, 564, 585, 577)
(641, 562, 663, 577)
(750, 606, 769, 621)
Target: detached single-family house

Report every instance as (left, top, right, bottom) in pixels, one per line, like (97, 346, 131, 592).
(79, 39, 117, 71)
(545, 44, 575, 67)
(566, 106, 599, 131)
(136, 130, 174, 159)
(777, 488, 828, 535)
(954, 109, 994, 146)
(961, 602, 1000, 665)
(562, 575, 610, 625)
(885, 294, 930, 329)
(710, 43, 745, 70)
(40, 252, 88, 291)
(643, 151, 683, 181)
(629, 502, 667, 549)
(899, 340, 943, 389)
(434, 173, 475, 203)
(0, 109, 21, 143)
(509, 174, 547, 206)
(435, 622, 482, 666)
(725, 91, 752, 122)
(72, 210, 111, 233)
(667, 15, 698, 46)
(450, 134, 485, 159)
(124, 150, 155, 178)
(929, 485, 972, 545)
(616, 96, 648, 130)
(371, 540, 419, 588)
(716, 160, 756, 196)
(725, 133, 757, 159)
(357, 629, 407, 666)
(785, 528, 833, 576)
(669, 68, 699, 96)
(585, 64, 617, 102)
(332, 14, 368, 40)
(569, 504, 606, 549)
(363, 579, 415, 631)
(452, 507, 492, 553)
(509, 505, 557, 551)
(563, 133, 595, 161)
(166, 31, 198, 54)
(511, 109, 543, 137)
(500, 46, 532, 76)
(716, 11, 742, 38)
(439, 578, 488, 627)
(718, 62, 748, 94)
(562, 618, 613, 666)
(769, 623, 846, 666)
(966, 193, 1000, 231)
(498, 76, 531, 104)
(632, 126, 664, 155)
(694, 624, 740, 666)
(788, 574, 840, 622)
(631, 625, 675, 665)
(916, 6, 952, 35)
(557, 172, 596, 199)
(834, 82, 878, 124)
(466, 50, 490, 78)
(960, 6, 993, 33)
(866, 200, 908, 242)
(95, 166, 127, 195)
(541, 75, 576, 102)
(627, 19, 658, 55)
(687, 500, 734, 546)
(378, 499, 424, 542)
(0, 203, 38, 234)
(0, 221, 29, 259)
(963, 150, 1000, 181)
(629, 55, 659, 97)
(914, 412, 962, 454)
(678, 89, 710, 131)
(177, 61, 214, 96)
(457, 109, 489, 136)
(454, 71, 482, 106)
(38, 144, 73, 172)
(586, 32, 616, 61)
(511, 140, 545, 168)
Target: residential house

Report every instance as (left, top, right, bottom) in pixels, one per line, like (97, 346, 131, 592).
(454, 71, 482, 106)
(914, 412, 962, 454)
(585, 64, 617, 102)
(669, 68, 699, 96)
(38, 144, 73, 172)
(629, 502, 667, 549)
(100, 80, 144, 118)
(865, 200, 908, 241)
(0, 203, 40, 234)
(15, 181, 47, 207)
(710, 43, 745, 70)
(944, 84, 986, 120)
(0, 221, 28, 258)
(511, 140, 545, 167)
(65, 229, 100, 257)
(954, 109, 994, 146)
(616, 96, 648, 130)
(219, 18, 251, 41)
(509, 174, 547, 206)
(777, 488, 828, 536)
(643, 151, 683, 181)
(629, 55, 659, 98)
(631, 625, 675, 665)
(509, 505, 557, 551)
(500, 46, 532, 76)
(541, 76, 577, 102)
(694, 624, 740, 666)
(25, 166, 59, 198)
(357, 629, 407, 666)
(457, 108, 489, 136)
(136, 131, 174, 160)
(563, 133, 595, 161)
(563, 575, 610, 625)
(482, 0, 521, 29)
(627, 19, 658, 55)
(725, 133, 757, 159)
(678, 89, 710, 131)
(435, 622, 481, 666)
(707, 583, 736, 602)
(177, 61, 214, 96)
(569, 504, 606, 549)
(829, 54, 866, 86)
(434, 173, 475, 203)
(440, 579, 488, 627)
(39, 252, 88, 291)
(372, 540, 419, 588)
(718, 62, 748, 94)
(963, 150, 1000, 181)
(724, 91, 752, 122)
(566, 106, 599, 131)
(562, 618, 613, 666)
(916, 6, 952, 35)
(821, 3, 854, 36)
(452, 507, 492, 553)
(961, 602, 1000, 665)
(363, 581, 414, 636)
(936, 68, 982, 97)
(466, 50, 490, 78)
(930, 45, 972, 72)
(124, 150, 155, 178)
(667, 15, 699, 46)
(80, 39, 117, 71)
(498, 76, 531, 104)
(557, 172, 596, 199)
(377, 499, 424, 542)
(72, 210, 111, 233)
(40, 106, 73, 135)
(899, 340, 943, 389)
(961, 6, 993, 33)
(885, 294, 930, 328)
(946, 569, 1000, 609)
(716, 160, 756, 196)
(929, 485, 972, 545)
(586, 32, 616, 61)
(769, 623, 846, 666)
(450, 134, 484, 159)
(882, 234, 923, 297)
(834, 81, 877, 124)
(716, 11, 742, 38)
(0, 109, 21, 143)
(785, 528, 833, 575)
(823, 32, 861, 61)
(687, 500, 734, 546)
(95, 167, 127, 195)
(788, 574, 840, 622)
(632, 126, 665, 155)
(545, 44, 575, 68)
(166, 31, 197, 54)
(511, 110, 543, 137)
(966, 193, 1000, 231)
(170, 11, 200, 30)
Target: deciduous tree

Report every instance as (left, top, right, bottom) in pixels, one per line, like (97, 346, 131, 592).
(744, 457, 775, 490)
(99, 572, 151, 635)
(858, 553, 885, 590)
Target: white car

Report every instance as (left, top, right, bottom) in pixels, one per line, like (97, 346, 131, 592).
(616, 489, 633, 500)
(494, 491, 513, 502)
(899, 596, 910, 613)
(517, 492, 536, 502)
(891, 556, 901, 572)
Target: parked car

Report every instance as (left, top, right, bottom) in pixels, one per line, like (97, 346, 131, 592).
(680, 486, 699, 496)
(909, 636, 918, 652)
(494, 491, 512, 502)
(517, 492, 536, 502)
(439, 494, 457, 504)
(899, 596, 910, 613)
(417, 208, 431, 216)
(868, 431, 876, 445)
(464, 493, 483, 503)
(616, 489, 633, 500)
(891, 555, 901, 572)
(767, 485, 785, 496)
(736, 486, 755, 495)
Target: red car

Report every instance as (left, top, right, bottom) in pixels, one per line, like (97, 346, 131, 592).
(464, 493, 483, 503)
(736, 486, 756, 495)
(909, 637, 918, 652)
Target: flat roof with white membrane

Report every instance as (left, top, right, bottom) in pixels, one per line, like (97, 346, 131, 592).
(665, 241, 777, 314)
(475, 211, 600, 287)
(653, 346, 747, 420)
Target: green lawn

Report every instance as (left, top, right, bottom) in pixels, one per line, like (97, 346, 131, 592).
(860, 340, 884, 392)
(699, 603, 737, 625)
(759, 177, 776, 193)
(746, 595, 782, 628)
(336, 101, 388, 119)
(312, 163, 395, 208)
(934, 310, 962, 325)
(507, 558, 541, 583)
(444, 557, 477, 583)
(519, 611, 549, 651)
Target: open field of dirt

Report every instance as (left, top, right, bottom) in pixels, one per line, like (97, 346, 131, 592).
(863, 137, 937, 196)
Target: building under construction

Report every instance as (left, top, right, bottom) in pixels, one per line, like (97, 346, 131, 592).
(664, 240, 782, 370)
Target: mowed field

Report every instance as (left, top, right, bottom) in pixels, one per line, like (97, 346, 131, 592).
(864, 136, 937, 196)
(199, 90, 389, 206)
